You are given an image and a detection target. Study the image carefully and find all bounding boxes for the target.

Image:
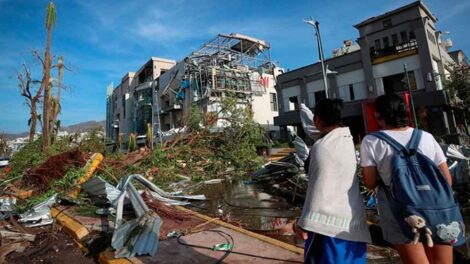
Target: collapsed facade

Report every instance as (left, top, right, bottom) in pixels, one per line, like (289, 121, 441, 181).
(106, 33, 281, 144)
(274, 1, 468, 143)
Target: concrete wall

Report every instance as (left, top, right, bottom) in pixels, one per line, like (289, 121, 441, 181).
(336, 69, 367, 102)
(281, 85, 300, 112)
(251, 73, 279, 128)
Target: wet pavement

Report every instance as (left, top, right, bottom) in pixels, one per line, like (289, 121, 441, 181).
(188, 179, 470, 263)
(189, 180, 304, 246)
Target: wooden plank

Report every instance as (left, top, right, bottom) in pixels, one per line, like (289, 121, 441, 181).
(51, 207, 89, 240)
(175, 205, 304, 255)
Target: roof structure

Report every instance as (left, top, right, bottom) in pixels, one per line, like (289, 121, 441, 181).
(354, 1, 436, 28)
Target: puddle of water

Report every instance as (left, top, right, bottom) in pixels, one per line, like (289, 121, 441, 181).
(189, 180, 303, 245)
(187, 179, 470, 261)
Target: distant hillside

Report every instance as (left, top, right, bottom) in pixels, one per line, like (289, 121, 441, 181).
(2, 120, 105, 140)
(64, 120, 105, 133)
(3, 132, 28, 140)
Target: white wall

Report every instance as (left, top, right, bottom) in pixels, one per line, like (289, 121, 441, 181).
(372, 55, 421, 78)
(305, 80, 324, 107)
(336, 69, 367, 101)
(432, 59, 443, 90)
(252, 74, 278, 127)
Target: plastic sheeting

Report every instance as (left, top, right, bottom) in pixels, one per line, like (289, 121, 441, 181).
(292, 136, 309, 162)
(442, 144, 469, 185)
(300, 103, 320, 140)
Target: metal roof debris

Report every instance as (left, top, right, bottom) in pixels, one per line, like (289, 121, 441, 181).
(112, 179, 161, 258)
(0, 197, 16, 220)
(18, 194, 57, 227)
(82, 176, 121, 204)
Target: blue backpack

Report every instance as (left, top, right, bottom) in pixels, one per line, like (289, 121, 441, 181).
(371, 129, 465, 246)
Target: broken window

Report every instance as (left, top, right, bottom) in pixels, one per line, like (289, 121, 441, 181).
(314, 91, 326, 104)
(288, 96, 299, 111)
(349, 84, 355, 101)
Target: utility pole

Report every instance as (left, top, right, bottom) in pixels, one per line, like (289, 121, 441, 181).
(304, 18, 329, 99)
(404, 64, 418, 127)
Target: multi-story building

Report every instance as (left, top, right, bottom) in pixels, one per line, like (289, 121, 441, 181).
(157, 33, 281, 137)
(106, 57, 176, 142)
(106, 33, 282, 144)
(274, 1, 468, 142)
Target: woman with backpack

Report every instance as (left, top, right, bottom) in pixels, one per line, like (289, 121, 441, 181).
(295, 99, 371, 264)
(360, 94, 459, 264)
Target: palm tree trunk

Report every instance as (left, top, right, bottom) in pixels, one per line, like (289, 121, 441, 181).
(51, 56, 63, 138)
(42, 21, 52, 150)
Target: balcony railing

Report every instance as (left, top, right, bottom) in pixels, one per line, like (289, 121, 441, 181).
(370, 40, 418, 64)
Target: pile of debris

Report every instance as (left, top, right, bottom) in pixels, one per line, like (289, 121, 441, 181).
(0, 147, 215, 262)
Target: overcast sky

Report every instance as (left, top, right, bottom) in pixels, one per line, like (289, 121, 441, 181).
(0, 0, 468, 133)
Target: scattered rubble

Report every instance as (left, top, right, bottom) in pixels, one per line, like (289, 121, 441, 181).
(1, 121, 468, 263)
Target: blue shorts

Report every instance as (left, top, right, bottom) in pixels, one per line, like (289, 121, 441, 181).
(304, 232, 367, 264)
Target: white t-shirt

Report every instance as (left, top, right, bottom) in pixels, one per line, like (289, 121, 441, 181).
(360, 127, 446, 185)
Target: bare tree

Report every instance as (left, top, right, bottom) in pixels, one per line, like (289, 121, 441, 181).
(17, 63, 43, 142)
(0, 133, 11, 157)
(27, 51, 68, 144)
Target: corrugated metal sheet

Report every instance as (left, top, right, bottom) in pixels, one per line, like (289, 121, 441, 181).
(117, 174, 206, 203)
(18, 194, 57, 227)
(111, 182, 161, 258)
(105, 173, 206, 258)
(82, 176, 121, 203)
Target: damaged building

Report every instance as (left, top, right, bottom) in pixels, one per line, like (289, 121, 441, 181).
(106, 33, 282, 145)
(274, 1, 468, 143)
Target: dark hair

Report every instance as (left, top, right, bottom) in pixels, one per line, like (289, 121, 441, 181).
(313, 98, 344, 126)
(374, 94, 409, 128)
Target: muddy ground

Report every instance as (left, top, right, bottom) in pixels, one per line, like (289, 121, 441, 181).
(6, 227, 94, 264)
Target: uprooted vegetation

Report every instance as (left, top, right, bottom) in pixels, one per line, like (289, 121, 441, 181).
(4, 97, 268, 212)
(102, 97, 266, 184)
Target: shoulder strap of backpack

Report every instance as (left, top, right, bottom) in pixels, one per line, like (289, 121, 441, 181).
(406, 129, 422, 155)
(370, 131, 408, 155)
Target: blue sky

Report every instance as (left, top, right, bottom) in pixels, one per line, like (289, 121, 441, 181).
(0, 0, 469, 133)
